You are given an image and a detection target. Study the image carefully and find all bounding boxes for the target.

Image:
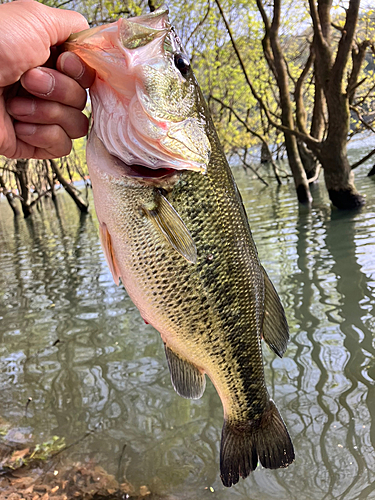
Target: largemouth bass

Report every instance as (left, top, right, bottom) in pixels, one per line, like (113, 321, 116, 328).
(65, 6, 294, 487)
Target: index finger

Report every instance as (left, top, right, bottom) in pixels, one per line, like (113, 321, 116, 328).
(20, 67, 88, 110)
(57, 52, 96, 89)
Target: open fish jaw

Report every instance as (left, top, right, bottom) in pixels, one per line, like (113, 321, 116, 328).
(65, 7, 211, 175)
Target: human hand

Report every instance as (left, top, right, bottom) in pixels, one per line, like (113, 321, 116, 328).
(0, 0, 96, 160)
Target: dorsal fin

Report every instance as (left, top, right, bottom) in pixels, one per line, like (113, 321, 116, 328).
(261, 267, 289, 357)
(164, 345, 206, 399)
(143, 191, 197, 264)
(99, 222, 121, 286)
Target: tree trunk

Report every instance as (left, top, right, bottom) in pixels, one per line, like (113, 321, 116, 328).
(304, 56, 325, 181)
(260, 142, 272, 163)
(49, 160, 88, 213)
(318, 80, 365, 208)
(270, 38, 312, 203)
(258, 0, 312, 204)
(283, 134, 312, 203)
(297, 141, 319, 181)
(14, 159, 32, 218)
(310, 76, 324, 140)
(319, 143, 364, 209)
(0, 173, 20, 216)
(44, 160, 56, 201)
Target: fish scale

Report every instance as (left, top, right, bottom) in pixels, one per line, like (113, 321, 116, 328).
(65, 5, 294, 487)
(92, 120, 284, 458)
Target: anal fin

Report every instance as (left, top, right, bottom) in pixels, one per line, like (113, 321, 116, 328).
(164, 345, 206, 399)
(262, 267, 289, 357)
(99, 222, 121, 286)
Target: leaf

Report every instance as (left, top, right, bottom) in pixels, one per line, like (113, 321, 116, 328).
(11, 448, 30, 460)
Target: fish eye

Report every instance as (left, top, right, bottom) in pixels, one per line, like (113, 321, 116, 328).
(174, 53, 190, 76)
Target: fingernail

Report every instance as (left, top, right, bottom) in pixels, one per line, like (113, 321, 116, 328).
(15, 123, 36, 136)
(7, 97, 36, 117)
(60, 52, 84, 79)
(22, 68, 54, 96)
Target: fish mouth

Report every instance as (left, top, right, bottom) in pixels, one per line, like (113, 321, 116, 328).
(65, 9, 211, 177)
(108, 148, 181, 182)
(123, 163, 178, 179)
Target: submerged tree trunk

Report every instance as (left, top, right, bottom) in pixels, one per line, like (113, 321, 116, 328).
(257, 0, 312, 204)
(260, 142, 272, 163)
(270, 24, 312, 203)
(319, 90, 364, 208)
(44, 160, 56, 201)
(0, 173, 19, 216)
(49, 160, 88, 213)
(297, 142, 319, 181)
(319, 142, 364, 209)
(283, 134, 312, 203)
(14, 159, 32, 218)
(308, 0, 365, 209)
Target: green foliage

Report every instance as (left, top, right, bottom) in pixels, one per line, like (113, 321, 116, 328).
(167, 0, 279, 157)
(1, 435, 66, 471)
(2, 0, 374, 205)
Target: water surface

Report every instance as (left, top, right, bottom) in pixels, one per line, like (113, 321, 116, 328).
(0, 153, 375, 499)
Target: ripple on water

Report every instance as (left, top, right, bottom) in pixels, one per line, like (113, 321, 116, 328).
(1, 167, 375, 498)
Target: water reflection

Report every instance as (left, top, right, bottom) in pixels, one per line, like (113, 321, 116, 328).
(1, 168, 375, 499)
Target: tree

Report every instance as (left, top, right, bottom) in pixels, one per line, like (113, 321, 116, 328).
(305, 0, 369, 208)
(0, 152, 89, 217)
(2, 0, 373, 213)
(207, 0, 375, 209)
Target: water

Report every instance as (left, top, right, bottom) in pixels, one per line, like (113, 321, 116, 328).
(1, 151, 375, 499)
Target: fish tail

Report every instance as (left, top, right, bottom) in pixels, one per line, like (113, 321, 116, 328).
(220, 400, 294, 487)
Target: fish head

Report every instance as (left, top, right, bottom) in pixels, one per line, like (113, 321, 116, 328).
(65, 6, 211, 178)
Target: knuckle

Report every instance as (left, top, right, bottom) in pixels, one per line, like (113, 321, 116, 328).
(71, 115, 89, 139)
(48, 124, 62, 143)
(46, 102, 61, 122)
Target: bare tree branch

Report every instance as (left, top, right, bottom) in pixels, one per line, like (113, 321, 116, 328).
(29, 189, 53, 208)
(240, 158, 269, 186)
(351, 147, 375, 170)
(347, 40, 371, 103)
(186, 5, 211, 45)
(350, 105, 375, 134)
(210, 95, 282, 184)
(308, 0, 331, 58)
(295, 49, 315, 135)
(331, 0, 361, 88)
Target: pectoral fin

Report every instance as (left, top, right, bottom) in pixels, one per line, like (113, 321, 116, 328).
(99, 222, 121, 286)
(143, 192, 197, 264)
(261, 267, 289, 357)
(164, 345, 206, 399)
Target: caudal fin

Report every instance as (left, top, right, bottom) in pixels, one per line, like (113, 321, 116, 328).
(220, 400, 294, 487)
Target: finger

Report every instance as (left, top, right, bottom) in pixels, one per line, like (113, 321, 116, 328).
(14, 122, 72, 158)
(6, 137, 69, 161)
(0, 2, 89, 87)
(44, 46, 61, 70)
(15, 0, 89, 41)
(57, 52, 96, 89)
(7, 97, 89, 139)
(20, 67, 88, 110)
